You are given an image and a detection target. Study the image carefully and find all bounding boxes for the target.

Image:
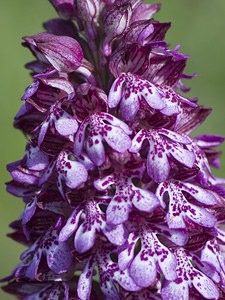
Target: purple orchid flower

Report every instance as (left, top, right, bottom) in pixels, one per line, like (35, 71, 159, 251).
(12, 219, 72, 280)
(108, 72, 166, 121)
(59, 196, 127, 253)
(130, 128, 195, 182)
(118, 224, 177, 288)
(39, 148, 89, 198)
(161, 248, 219, 300)
(74, 112, 132, 166)
(94, 165, 160, 224)
(36, 100, 79, 146)
(2, 1, 225, 299)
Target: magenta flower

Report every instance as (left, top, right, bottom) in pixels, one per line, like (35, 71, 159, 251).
(2, 1, 225, 299)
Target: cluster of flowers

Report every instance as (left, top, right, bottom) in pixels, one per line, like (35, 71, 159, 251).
(2, 0, 225, 299)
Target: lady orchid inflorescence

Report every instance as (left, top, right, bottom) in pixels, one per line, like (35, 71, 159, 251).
(2, 0, 225, 299)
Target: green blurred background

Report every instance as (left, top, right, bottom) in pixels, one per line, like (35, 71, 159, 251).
(0, 1, 225, 299)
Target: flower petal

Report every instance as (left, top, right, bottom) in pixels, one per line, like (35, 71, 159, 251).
(54, 112, 78, 136)
(181, 182, 218, 206)
(103, 224, 127, 246)
(108, 75, 125, 108)
(74, 118, 89, 156)
(130, 130, 146, 153)
(120, 92, 140, 121)
(26, 144, 49, 171)
(86, 134, 105, 166)
(57, 154, 88, 190)
(157, 247, 177, 281)
(147, 141, 170, 183)
(186, 204, 216, 228)
(192, 271, 219, 299)
(103, 113, 132, 135)
(107, 198, 131, 225)
(47, 241, 72, 274)
(40, 77, 75, 96)
(103, 125, 131, 153)
(162, 280, 189, 300)
(159, 129, 191, 144)
(130, 253, 156, 287)
(169, 145, 195, 168)
(118, 233, 138, 271)
(132, 187, 159, 212)
(38, 121, 49, 146)
(78, 259, 95, 300)
(25, 251, 42, 279)
(114, 268, 142, 292)
(59, 209, 83, 242)
(24, 33, 84, 73)
(75, 223, 96, 253)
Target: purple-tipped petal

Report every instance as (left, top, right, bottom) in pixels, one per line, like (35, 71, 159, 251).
(159, 129, 191, 144)
(181, 182, 218, 206)
(21, 197, 37, 225)
(120, 93, 140, 122)
(23, 33, 84, 73)
(21, 80, 39, 100)
(103, 113, 132, 135)
(114, 268, 142, 292)
(40, 77, 75, 96)
(38, 121, 49, 146)
(25, 252, 42, 280)
(131, 3, 161, 22)
(11, 169, 39, 185)
(186, 204, 216, 228)
(157, 248, 177, 281)
(201, 239, 221, 272)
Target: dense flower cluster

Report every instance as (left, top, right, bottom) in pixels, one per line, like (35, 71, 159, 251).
(2, 0, 225, 299)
